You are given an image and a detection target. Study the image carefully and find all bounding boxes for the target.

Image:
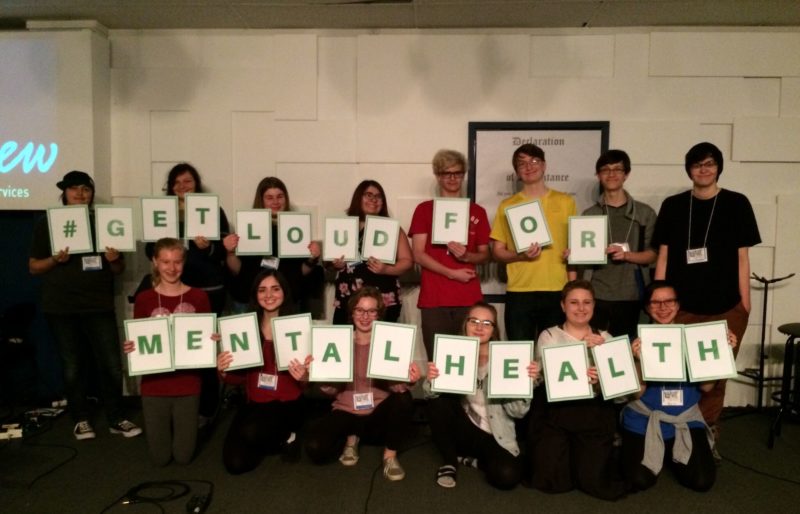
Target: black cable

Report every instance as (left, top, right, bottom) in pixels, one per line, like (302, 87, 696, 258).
(722, 454, 800, 486)
(0, 440, 78, 489)
(99, 479, 214, 514)
(362, 437, 431, 514)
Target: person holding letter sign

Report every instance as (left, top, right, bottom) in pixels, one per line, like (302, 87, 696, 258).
(409, 150, 491, 358)
(651, 142, 760, 438)
(217, 270, 311, 474)
(124, 238, 212, 466)
(223, 177, 323, 314)
(622, 281, 736, 490)
(329, 180, 412, 324)
(29, 170, 139, 441)
(305, 287, 421, 481)
(529, 280, 627, 500)
(426, 302, 539, 489)
(577, 150, 657, 340)
(491, 144, 576, 341)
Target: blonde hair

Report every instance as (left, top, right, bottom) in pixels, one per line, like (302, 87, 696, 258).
(432, 149, 467, 175)
(150, 237, 185, 287)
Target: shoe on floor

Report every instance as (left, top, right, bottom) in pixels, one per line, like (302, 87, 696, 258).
(339, 440, 359, 466)
(383, 456, 405, 481)
(109, 419, 142, 438)
(73, 420, 96, 440)
(457, 456, 478, 468)
(436, 464, 457, 488)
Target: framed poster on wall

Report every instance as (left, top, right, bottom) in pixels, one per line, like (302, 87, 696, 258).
(467, 121, 609, 299)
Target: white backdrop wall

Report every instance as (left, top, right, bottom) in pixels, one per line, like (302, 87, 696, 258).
(100, 27, 799, 406)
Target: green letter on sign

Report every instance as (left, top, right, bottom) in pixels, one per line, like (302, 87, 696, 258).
(286, 331, 301, 351)
(322, 342, 341, 362)
(196, 207, 209, 224)
(247, 223, 260, 240)
(445, 355, 465, 375)
(503, 359, 520, 379)
(444, 212, 457, 228)
(153, 210, 167, 227)
(581, 231, 595, 247)
(138, 334, 163, 355)
(607, 357, 624, 378)
(288, 227, 303, 243)
(373, 230, 388, 247)
(520, 216, 537, 233)
(230, 333, 249, 352)
(108, 219, 124, 236)
(652, 341, 671, 362)
(558, 361, 578, 382)
(186, 330, 202, 350)
(383, 340, 400, 362)
(333, 230, 348, 247)
(697, 339, 720, 361)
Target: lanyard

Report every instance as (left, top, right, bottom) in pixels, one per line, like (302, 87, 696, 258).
(603, 196, 635, 244)
(687, 192, 718, 250)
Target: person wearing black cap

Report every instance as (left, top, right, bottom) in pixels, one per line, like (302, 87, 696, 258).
(29, 170, 142, 441)
(651, 142, 761, 456)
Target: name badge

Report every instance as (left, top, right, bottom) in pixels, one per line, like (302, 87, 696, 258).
(611, 242, 631, 253)
(686, 247, 708, 264)
(82, 256, 102, 271)
(661, 389, 684, 406)
(353, 392, 374, 410)
(260, 256, 280, 270)
(257, 373, 278, 390)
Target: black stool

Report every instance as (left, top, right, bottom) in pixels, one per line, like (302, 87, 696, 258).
(768, 323, 800, 448)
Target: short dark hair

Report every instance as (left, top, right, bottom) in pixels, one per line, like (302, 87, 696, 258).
(166, 162, 204, 195)
(250, 269, 295, 323)
(561, 279, 595, 302)
(253, 176, 291, 210)
(685, 142, 724, 179)
(642, 280, 679, 306)
(346, 180, 389, 221)
(512, 144, 545, 169)
(347, 286, 386, 323)
(595, 149, 631, 174)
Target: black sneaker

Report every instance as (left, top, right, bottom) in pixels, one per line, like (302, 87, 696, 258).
(73, 420, 96, 440)
(109, 419, 142, 438)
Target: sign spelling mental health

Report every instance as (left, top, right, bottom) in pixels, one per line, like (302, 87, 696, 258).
(591, 335, 639, 400)
(487, 341, 534, 399)
(271, 313, 312, 371)
(124, 317, 174, 376)
(309, 326, 353, 382)
(218, 313, 263, 371)
(540, 342, 593, 402)
(430, 335, 479, 395)
(367, 322, 417, 382)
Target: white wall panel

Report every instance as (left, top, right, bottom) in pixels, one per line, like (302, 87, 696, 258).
(318, 36, 357, 121)
(272, 120, 356, 163)
(614, 33, 650, 79)
(112, 68, 203, 110)
(192, 70, 276, 112)
(150, 110, 192, 162)
(110, 107, 151, 197)
(721, 163, 800, 204)
(781, 78, 800, 116)
(740, 78, 780, 117)
(357, 118, 465, 163)
(531, 35, 614, 78)
(650, 31, 800, 77)
(200, 33, 273, 68)
(231, 111, 275, 213)
(112, 32, 202, 69)
(611, 121, 702, 164)
(273, 34, 317, 120)
(733, 117, 800, 162)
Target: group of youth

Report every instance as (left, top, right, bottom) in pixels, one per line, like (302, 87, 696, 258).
(30, 141, 760, 499)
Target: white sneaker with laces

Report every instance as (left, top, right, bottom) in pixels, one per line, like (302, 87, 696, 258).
(73, 420, 96, 440)
(109, 419, 142, 438)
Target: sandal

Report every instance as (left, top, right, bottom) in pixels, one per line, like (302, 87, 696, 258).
(436, 464, 457, 488)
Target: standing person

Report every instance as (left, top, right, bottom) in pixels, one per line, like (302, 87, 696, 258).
(490, 144, 576, 341)
(409, 150, 491, 359)
(329, 180, 413, 324)
(651, 142, 760, 441)
(622, 281, 733, 492)
(152, 162, 231, 427)
(217, 269, 311, 475)
(529, 280, 627, 501)
(577, 150, 657, 340)
(223, 177, 323, 315)
(29, 170, 141, 440)
(125, 238, 212, 466)
(304, 287, 421, 481)
(425, 301, 539, 490)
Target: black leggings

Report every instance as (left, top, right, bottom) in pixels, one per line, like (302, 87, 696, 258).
(621, 427, 716, 492)
(427, 395, 521, 490)
(222, 399, 304, 475)
(304, 391, 413, 464)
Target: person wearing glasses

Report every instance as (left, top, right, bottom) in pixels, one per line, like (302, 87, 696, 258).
(329, 180, 413, 324)
(425, 301, 539, 489)
(409, 150, 491, 358)
(622, 280, 735, 492)
(575, 150, 657, 341)
(651, 142, 760, 451)
(304, 287, 421, 481)
(528, 280, 628, 501)
(490, 144, 576, 342)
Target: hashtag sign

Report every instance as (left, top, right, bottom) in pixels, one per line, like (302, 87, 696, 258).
(63, 219, 77, 238)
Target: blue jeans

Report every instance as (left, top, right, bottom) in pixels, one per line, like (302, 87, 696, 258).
(504, 291, 563, 342)
(46, 311, 124, 424)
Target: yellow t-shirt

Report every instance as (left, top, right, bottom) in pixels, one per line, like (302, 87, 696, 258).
(490, 189, 576, 292)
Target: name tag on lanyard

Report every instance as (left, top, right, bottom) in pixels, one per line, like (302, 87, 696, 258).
(686, 247, 708, 265)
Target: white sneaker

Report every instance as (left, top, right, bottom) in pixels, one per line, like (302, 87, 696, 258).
(73, 420, 96, 440)
(383, 456, 405, 481)
(339, 440, 359, 466)
(109, 419, 142, 438)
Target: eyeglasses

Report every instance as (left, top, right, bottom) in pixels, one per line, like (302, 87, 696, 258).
(362, 192, 383, 202)
(354, 308, 379, 317)
(467, 318, 495, 327)
(436, 171, 466, 179)
(649, 299, 677, 308)
(515, 158, 544, 170)
(598, 167, 626, 176)
(690, 160, 717, 171)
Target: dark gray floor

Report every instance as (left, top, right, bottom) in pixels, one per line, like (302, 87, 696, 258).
(2, 403, 799, 514)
